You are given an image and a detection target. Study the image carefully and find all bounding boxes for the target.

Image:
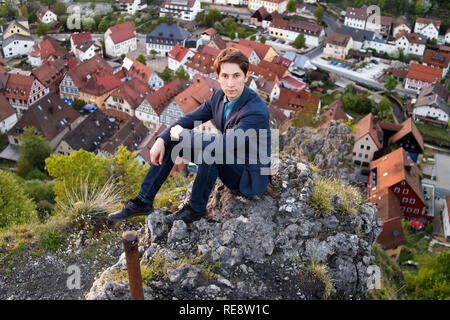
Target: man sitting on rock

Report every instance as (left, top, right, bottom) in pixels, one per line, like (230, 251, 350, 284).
(108, 48, 271, 226)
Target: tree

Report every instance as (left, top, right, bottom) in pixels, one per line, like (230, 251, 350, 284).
(82, 17, 96, 31)
(16, 127, 52, 179)
(98, 18, 109, 32)
(72, 99, 85, 111)
(287, 0, 296, 12)
(175, 66, 190, 81)
(158, 66, 175, 83)
(291, 100, 320, 128)
(373, 97, 393, 122)
(20, 5, 29, 19)
(260, 35, 266, 44)
(384, 76, 398, 91)
(293, 33, 305, 49)
(150, 49, 157, 59)
(404, 251, 450, 299)
(36, 21, 50, 36)
(415, 0, 423, 16)
(45, 147, 149, 206)
(0, 5, 8, 18)
(136, 54, 147, 65)
(0, 170, 38, 228)
(53, 1, 67, 16)
(205, 9, 222, 28)
(314, 5, 324, 23)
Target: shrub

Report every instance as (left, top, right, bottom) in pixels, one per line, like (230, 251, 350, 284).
(0, 170, 38, 229)
(310, 175, 364, 216)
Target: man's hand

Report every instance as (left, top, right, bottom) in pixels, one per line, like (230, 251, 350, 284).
(150, 137, 165, 166)
(170, 125, 183, 141)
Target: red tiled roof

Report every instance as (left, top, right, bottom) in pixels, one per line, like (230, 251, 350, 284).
(3, 73, 35, 100)
(407, 63, 442, 83)
(370, 147, 425, 205)
(320, 99, 348, 128)
(387, 117, 424, 152)
(107, 22, 136, 44)
(325, 31, 351, 47)
(30, 36, 69, 61)
(82, 68, 123, 96)
(67, 55, 113, 90)
(0, 94, 15, 121)
(226, 42, 255, 59)
(198, 45, 220, 58)
(239, 39, 273, 60)
(122, 55, 156, 83)
(277, 88, 320, 111)
(203, 28, 217, 37)
(249, 64, 279, 83)
(8, 94, 81, 141)
(168, 44, 192, 63)
(395, 31, 426, 45)
(258, 60, 289, 79)
(32, 58, 67, 90)
(423, 49, 450, 69)
(71, 32, 92, 46)
(174, 74, 219, 115)
(354, 113, 383, 150)
(110, 77, 152, 110)
(146, 78, 190, 115)
(376, 216, 406, 249)
(185, 51, 216, 76)
(416, 17, 441, 28)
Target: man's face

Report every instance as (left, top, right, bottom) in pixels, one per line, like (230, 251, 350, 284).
(218, 62, 249, 102)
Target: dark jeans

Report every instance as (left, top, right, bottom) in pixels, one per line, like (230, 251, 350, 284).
(136, 140, 244, 212)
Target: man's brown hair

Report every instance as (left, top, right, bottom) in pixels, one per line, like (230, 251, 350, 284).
(214, 48, 249, 76)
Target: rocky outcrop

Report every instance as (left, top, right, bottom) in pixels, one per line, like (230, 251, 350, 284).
(282, 122, 356, 185)
(86, 154, 382, 300)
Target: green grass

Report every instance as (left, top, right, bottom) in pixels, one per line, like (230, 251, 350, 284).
(309, 175, 364, 217)
(321, 90, 341, 106)
(109, 253, 221, 286)
(416, 123, 450, 143)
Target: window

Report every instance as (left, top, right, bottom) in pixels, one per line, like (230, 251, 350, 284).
(394, 187, 400, 193)
(413, 208, 419, 214)
(400, 206, 405, 211)
(406, 207, 412, 213)
(402, 197, 408, 203)
(409, 199, 415, 204)
(403, 189, 409, 194)
(360, 145, 364, 149)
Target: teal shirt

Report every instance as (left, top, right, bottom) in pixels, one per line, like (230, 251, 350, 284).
(222, 93, 242, 127)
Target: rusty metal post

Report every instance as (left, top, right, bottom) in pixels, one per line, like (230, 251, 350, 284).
(122, 230, 144, 300)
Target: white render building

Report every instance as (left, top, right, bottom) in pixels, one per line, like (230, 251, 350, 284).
(159, 0, 202, 21)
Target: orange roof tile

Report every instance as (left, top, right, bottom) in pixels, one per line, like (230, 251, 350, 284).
(407, 62, 442, 83)
(146, 78, 190, 115)
(423, 49, 450, 69)
(354, 113, 383, 150)
(226, 42, 255, 59)
(108, 22, 136, 44)
(168, 44, 192, 63)
(387, 117, 424, 152)
(376, 216, 406, 249)
(370, 148, 425, 205)
(174, 74, 219, 114)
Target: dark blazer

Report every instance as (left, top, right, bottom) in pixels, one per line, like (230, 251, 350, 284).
(159, 85, 271, 196)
